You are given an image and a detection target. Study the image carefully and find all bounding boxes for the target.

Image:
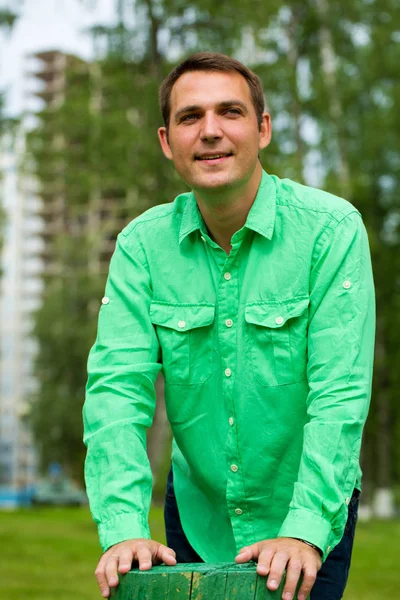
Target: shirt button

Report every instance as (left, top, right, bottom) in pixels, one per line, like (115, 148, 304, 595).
(225, 319, 233, 328)
(230, 464, 238, 472)
(343, 280, 351, 289)
(345, 497, 351, 505)
(235, 508, 243, 515)
(275, 316, 284, 325)
(225, 368, 232, 377)
(224, 272, 232, 281)
(228, 417, 234, 426)
(101, 296, 110, 305)
(327, 545, 331, 552)
(178, 320, 186, 328)
(200, 236, 206, 242)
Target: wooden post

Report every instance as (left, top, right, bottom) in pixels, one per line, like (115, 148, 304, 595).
(111, 562, 309, 599)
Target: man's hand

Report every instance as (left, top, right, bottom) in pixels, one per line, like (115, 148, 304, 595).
(235, 537, 322, 600)
(94, 538, 177, 598)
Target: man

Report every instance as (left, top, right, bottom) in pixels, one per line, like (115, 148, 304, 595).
(83, 52, 375, 600)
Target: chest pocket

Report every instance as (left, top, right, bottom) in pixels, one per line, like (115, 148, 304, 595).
(150, 301, 215, 386)
(245, 297, 310, 387)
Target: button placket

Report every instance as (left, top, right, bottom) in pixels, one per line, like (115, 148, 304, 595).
(219, 249, 248, 550)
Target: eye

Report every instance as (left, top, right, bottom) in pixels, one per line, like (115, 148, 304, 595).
(225, 108, 241, 115)
(181, 114, 199, 122)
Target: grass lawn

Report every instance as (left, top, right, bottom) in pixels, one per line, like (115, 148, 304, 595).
(0, 506, 397, 599)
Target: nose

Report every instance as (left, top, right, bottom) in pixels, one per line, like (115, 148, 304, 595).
(200, 111, 223, 142)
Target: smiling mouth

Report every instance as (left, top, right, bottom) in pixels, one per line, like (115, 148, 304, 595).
(195, 153, 233, 162)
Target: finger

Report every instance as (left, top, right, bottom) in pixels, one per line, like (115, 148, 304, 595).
(256, 547, 274, 577)
(157, 544, 177, 566)
(136, 543, 153, 570)
(282, 557, 302, 600)
(266, 551, 288, 591)
(94, 556, 111, 598)
(297, 566, 317, 600)
(235, 544, 259, 563)
(105, 554, 121, 589)
(118, 547, 134, 574)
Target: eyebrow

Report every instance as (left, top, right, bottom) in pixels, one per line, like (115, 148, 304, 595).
(174, 100, 248, 122)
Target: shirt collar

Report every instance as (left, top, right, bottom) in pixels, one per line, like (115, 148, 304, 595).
(179, 169, 276, 245)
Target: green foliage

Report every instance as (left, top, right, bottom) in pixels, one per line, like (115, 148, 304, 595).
(0, 6, 19, 270)
(27, 0, 400, 492)
(29, 239, 105, 482)
(0, 8, 18, 30)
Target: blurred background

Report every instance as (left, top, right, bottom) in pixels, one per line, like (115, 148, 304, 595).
(0, 0, 399, 598)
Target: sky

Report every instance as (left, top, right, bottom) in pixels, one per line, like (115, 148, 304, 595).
(0, 0, 115, 116)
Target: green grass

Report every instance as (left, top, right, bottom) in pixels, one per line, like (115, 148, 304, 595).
(0, 507, 397, 599)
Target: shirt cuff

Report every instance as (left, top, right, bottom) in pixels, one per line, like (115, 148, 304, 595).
(98, 512, 151, 552)
(278, 509, 332, 562)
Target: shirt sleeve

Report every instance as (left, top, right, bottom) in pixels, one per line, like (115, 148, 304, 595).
(278, 210, 375, 561)
(83, 229, 162, 552)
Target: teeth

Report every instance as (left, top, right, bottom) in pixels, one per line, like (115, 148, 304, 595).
(200, 155, 226, 159)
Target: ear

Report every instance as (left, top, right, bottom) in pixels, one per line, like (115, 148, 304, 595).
(158, 127, 173, 160)
(258, 112, 272, 151)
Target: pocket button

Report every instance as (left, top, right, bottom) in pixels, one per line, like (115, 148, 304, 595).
(275, 316, 284, 325)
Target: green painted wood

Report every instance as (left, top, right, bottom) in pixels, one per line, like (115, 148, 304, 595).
(167, 571, 192, 599)
(190, 569, 227, 599)
(113, 562, 309, 599)
(224, 569, 257, 599)
(111, 569, 169, 600)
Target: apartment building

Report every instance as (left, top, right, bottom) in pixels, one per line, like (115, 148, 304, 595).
(0, 129, 41, 502)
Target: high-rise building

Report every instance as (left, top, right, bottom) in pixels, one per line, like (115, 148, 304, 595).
(0, 129, 42, 503)
(31, 50, 130, 276)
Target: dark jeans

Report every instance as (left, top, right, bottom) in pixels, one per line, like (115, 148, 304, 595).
(164, 467, 360, 600)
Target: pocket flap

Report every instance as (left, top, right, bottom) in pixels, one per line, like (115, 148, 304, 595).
(150, 302, 215, 331)
(245, 297, 309, 328)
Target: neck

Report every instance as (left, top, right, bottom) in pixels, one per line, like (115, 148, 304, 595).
(193, 163, 262, 254)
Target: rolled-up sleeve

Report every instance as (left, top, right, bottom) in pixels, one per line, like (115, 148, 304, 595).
(83, 228, 162, 551)
(278, 210, 375, 561)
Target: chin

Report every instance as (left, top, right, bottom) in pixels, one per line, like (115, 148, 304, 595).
(191, 174, 236, 191)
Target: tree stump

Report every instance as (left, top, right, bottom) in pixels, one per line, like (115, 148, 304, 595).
(110, 562, 309, 599)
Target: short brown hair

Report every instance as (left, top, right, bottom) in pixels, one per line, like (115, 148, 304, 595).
(159, 52, 265, 131)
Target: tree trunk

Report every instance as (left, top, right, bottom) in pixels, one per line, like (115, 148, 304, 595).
(313, 0, 351, 197)
(373, 319, 395, 517)
(287, 8, 306, 182)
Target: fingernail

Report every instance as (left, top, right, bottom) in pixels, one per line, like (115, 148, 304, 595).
(109, 577, 118, 585)
(298, 596, 305, 600)
(284, 593, 292, 600)
(102, 592, 109, 598)
(269, 579, 278, 588)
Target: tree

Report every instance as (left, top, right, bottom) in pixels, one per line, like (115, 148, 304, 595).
(0, 6, 20, 263)
(27, 0, 400, 505)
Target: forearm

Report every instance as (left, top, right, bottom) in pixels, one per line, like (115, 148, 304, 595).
(83, 230, 162, 551)
(279, 211, 375, 560)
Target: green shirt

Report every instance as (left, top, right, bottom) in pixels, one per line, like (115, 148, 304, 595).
(83, 170, 375, 562)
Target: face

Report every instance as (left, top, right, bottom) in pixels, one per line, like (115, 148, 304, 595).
(158, 70, 271, 195)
